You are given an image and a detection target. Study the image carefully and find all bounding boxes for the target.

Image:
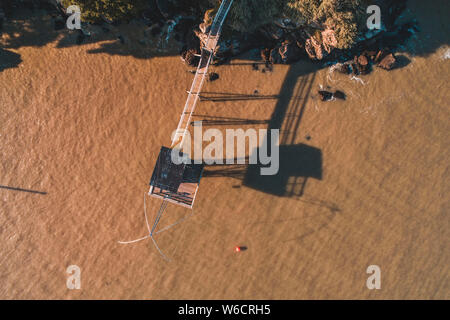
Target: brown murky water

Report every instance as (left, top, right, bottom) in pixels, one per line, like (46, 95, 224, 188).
(0, 1, 448, 299)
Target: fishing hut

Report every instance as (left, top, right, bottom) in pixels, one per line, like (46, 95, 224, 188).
(119, 0, 234, 260)
(149, 147, 204, 208)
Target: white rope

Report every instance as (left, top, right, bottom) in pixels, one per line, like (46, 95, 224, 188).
(144, 192, 151, 234)
(151, 235, 171, 262)
(155, 209, 194, 235)
(118, 235, 149, 244)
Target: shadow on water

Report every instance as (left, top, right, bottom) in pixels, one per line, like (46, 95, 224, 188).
(199, 92, 280, 103)
(203, 63, 323, 199)
(394, 55, 412, 69)
(192, 114, 270, 126)
(0, 185, 47, 195)
(202, 63, 340, 242)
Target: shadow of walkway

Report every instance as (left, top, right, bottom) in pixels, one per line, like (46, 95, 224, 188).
(203, 63, 323, 198)
(0, 185, 47, 195)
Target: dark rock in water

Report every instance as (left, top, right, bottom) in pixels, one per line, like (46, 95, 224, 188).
(363, 50, 377, 61)
(181, 48, 199, 67)
(356, 54, 370, 74)
(208, 72, 219, 82)
(378, 53, 397, 70)
(374, 49, 388, 64)
(335, 63, 351, 74)
(318, 90, 333, 101)
(358, 54, 369, 65)
(252, 63, 259, 71)
(351, 62, 359, 75)
(333, 90, 346, 100)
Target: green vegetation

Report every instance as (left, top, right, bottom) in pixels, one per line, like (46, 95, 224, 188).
(225, 0, 285, 33)
(284, 0, 367, 49)
(61, 0, 370, 50)
(210, 0, 367, 49)
(60, 0, 148, 23)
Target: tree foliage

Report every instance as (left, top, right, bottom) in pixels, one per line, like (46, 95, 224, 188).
(225, 0, 285, 33)
(61, 0, 148, 22)
(284, 0, 367, 49)
(60, 0, 369, 50)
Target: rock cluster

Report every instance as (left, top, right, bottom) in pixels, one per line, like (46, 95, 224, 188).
(318, 90, 346, 102)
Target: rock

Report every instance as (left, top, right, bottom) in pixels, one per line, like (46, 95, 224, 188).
(358, 55, 369, 65)
(278, 40, 302, 64)
(305, 36, 324, 60)
(208, 72, 219, 82)
(363, 50, 377, 61)
(200, 8, 214, 33)
(269, 47, 282, 64)
(261, 48, 271, 63)
(334, 63, 351, 74)
(353, 55, 370, 75)
(305, 39, 316, 60)
(199, 22, 210, 34)
(374, 49, 388, 64)
(318, 90, 333, 101)
(194, 28, 208, 48)
(378, 53, 397, 70)
(333, 90, 346, 100)
(321, 29, 337, 54)
(351, 62, 359, 75)
(181, 48, 199, 67)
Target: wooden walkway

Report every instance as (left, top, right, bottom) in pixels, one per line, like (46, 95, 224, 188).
(171, 0, 234, 149)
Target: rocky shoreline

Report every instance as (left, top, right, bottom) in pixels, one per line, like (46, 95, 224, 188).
(1, 0, 417, 75)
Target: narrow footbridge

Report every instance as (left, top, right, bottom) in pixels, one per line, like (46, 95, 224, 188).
(171, 0, 234, 149)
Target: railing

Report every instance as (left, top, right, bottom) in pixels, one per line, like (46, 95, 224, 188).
(171, 0, 234, 148)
